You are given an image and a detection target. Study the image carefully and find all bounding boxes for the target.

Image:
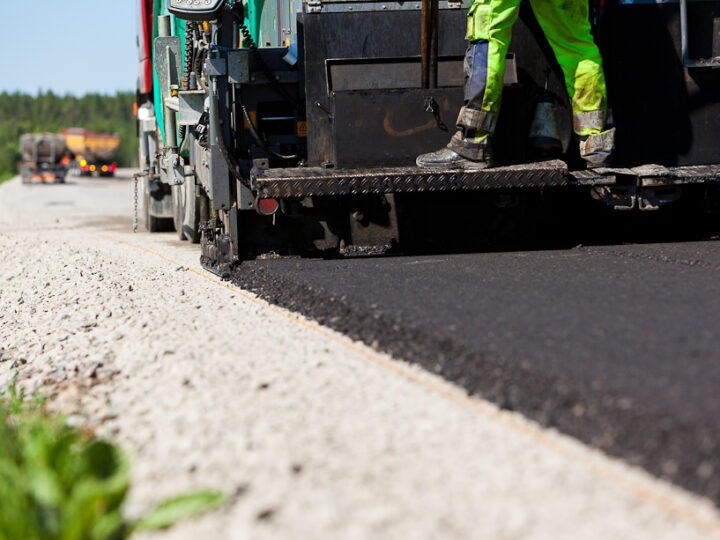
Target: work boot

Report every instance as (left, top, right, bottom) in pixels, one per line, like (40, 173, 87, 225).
(416, 133, 493, 170)
(580, 128, 615, 168)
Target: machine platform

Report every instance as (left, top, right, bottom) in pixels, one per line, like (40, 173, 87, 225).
(251, 160, 569, 198)
(251, 161, 720, 199)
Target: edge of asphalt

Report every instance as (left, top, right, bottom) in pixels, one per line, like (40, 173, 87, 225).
(228, 260, 720, 509)
(91, 230, 720, 536)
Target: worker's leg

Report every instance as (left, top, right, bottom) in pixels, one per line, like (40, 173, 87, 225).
(418, 0, 522, 168)
(449, 0, 524, 155)
(529, 0, 607, 136)
(529, 0, 613, 164)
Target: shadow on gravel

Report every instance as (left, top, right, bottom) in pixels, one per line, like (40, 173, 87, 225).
(79, 216, 135, 233)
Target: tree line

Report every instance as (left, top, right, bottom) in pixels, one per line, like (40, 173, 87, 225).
(0, 91, 138, 181)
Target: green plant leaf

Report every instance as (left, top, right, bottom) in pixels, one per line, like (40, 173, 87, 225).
(134, 491, 227, 532)
(90, 511, 126, 540)
(1, 380, 224, 539)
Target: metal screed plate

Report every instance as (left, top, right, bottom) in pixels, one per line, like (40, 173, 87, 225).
(252, 160, 569, 198)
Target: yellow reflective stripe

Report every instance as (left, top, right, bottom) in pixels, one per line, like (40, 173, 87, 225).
(457, 106, 498, 133)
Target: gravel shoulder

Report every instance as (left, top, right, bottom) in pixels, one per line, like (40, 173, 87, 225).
(1, 174, 720, 539)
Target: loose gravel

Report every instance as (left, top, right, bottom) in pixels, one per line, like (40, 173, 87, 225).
(1, 174, 720, 539)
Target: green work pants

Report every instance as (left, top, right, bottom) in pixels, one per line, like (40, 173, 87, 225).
(454, 0, 608, 149)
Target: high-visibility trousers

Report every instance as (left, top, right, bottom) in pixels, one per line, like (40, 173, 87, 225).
(451, 0, 608, 153)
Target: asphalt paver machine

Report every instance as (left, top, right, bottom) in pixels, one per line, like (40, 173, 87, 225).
(137, 0, 720, 270)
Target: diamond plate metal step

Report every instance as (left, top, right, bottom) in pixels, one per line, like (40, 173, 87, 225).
(251, 160, 569, 198)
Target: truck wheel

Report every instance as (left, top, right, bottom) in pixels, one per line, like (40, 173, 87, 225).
(172, 184, 186, 240)
(173, 180, 206, 243)
(145, 185, 172, 232)
(184, 179, 207, 244)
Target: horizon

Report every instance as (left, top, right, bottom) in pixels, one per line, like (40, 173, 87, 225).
(0, 89, 134, 98)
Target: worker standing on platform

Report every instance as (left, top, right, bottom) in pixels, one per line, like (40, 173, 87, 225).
(417, 0, 614, 170)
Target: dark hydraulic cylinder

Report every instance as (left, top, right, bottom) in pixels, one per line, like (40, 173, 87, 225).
(421, 0, 439, 89)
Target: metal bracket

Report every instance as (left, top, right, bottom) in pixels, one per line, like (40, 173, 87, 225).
(169, 160, 196, 186)
(154, 37, 182, 103)
(237, 181, 255, 210)
(140, 117, 157, 134)
(178, 90, 207, 126)
(205, 57, 228, 77)
(252, 158, 270, 171)
(637, 186, 682, 210)
(160, 152, 194, 186)
(590, 185, 682, 211)
(306, 0, 323, 12)
(227, 50, 250, 84)
(590, 185, 637, 210)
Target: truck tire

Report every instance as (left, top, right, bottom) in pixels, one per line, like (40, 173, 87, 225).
(173, 180, 206, 243)
(144, 186, 173, 232)
(172, 184, 186, 240)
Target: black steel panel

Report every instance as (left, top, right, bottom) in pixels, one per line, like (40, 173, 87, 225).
(332, 87, 464, 168)
(252, 160, 568, 197)
(327, 57, 464, 91)
(300, 9, 468, 166)
(601, 2, 720, 166)
(300, 7, 575, 168)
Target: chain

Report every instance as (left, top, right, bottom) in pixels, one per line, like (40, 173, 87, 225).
(424, 96, 449, 132)
(133, 174, 139, 233)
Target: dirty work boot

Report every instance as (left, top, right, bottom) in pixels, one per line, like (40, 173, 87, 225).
(417, 133, 493, 170)
(580, 128, 615, 168)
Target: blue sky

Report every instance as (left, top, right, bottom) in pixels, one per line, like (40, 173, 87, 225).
(0, 0, 137, 96)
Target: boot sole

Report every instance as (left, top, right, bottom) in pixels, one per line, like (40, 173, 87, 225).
(416, 158, 493, 171)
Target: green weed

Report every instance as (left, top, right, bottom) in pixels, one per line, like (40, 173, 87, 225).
(0, 380, 226, 539)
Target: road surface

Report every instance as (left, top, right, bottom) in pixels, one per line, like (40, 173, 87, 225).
(231, 239, 720, 505)
(1, 171, 719, 539)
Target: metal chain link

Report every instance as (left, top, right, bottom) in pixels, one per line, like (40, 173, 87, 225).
(133, 174, 139, 233)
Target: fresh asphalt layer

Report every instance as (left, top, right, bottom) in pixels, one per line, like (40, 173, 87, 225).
(230, 240, 720, 506)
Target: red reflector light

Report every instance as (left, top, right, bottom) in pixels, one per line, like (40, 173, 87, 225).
(81, 165, 89, 172)
(110, 163, 117, 172)
(257, 198, 279, 215)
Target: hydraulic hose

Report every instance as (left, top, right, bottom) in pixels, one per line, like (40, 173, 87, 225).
(179, 20, 195, 141)
(241, 105, 298, 161)
(182, 21, 194, 91)
(210, 85, 247, 184)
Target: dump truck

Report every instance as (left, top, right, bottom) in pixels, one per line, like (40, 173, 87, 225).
(19, 133, 68, 184)
(137, 0, 720, 271)
(63, 128, 120, 177)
